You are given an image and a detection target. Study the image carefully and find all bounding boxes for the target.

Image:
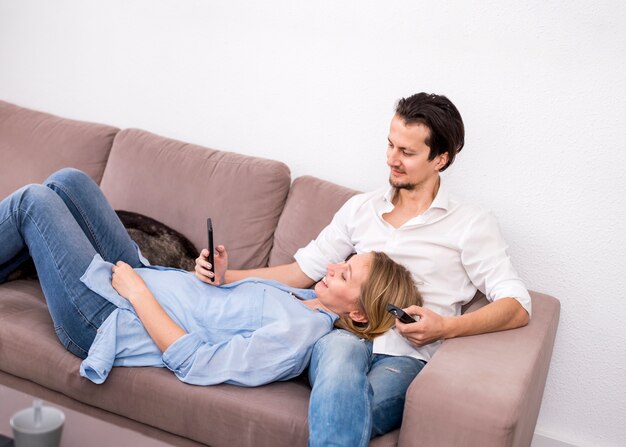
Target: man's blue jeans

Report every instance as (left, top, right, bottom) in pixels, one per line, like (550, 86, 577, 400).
(308, 329, 426, 446)
(0, 168, 142, 357)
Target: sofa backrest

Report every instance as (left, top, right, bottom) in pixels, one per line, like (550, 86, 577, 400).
(268, 175, 359, 266)
(100, 129, 291, 270)
(0, 100, 118, 200)
(0, 99, 355, 271)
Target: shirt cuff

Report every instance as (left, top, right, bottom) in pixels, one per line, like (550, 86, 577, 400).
(162, 332, 204, 374)
(294, 241, 328, 281)
(489, 280, 533, 317)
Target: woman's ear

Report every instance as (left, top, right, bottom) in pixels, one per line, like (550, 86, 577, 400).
(349, 309, 368, 323)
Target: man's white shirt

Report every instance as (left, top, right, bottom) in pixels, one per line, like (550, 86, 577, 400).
(294, 183, 531, 362)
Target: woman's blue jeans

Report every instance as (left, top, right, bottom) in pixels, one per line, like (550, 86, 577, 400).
(0, 168, 142, 358)
(308, 329, 426, 446)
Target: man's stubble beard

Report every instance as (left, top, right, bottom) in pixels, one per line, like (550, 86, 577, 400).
(389, 177, 416, 191)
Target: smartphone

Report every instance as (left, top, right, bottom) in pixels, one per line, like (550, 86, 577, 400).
(386, 303, 417, 324)
(206, 218, 215, 274)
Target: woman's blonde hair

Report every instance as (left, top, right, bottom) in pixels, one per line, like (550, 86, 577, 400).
(339, 251, 422, 340)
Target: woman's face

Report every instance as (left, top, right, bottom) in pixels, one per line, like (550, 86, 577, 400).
(314, 253, 372, 322)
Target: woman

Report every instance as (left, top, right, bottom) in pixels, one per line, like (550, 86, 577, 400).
(0, 168, 421, 387)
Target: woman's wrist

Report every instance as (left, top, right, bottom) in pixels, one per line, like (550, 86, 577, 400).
(127, 287, 152, 305)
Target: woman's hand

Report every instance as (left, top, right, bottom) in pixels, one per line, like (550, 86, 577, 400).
(112, 260, 186, 352)
(111, 261, 149, 303)
(394, 305, 450, 347)
(194, 245, 228, 285)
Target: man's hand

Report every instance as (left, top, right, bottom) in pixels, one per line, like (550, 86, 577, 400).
(395, 298, 530, 347)
(194, 245, 228, 285)
(111, 261, 149, 303)
(394, 305, 449, 347)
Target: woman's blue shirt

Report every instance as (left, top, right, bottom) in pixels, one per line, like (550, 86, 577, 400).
(78, 255, 337, 387)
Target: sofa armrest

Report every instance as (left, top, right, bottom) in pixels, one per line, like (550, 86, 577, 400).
(398, 292, 560, 447)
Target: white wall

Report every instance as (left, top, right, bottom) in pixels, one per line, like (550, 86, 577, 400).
(1, 1, 625, 445)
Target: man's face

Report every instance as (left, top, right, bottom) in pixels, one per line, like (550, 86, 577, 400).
(386, 114, 447, 190)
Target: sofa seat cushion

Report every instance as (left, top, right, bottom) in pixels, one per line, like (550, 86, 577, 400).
(100, 129, 291, 270)
(0, 100, 118, 199)
(0, 280, 313, 447)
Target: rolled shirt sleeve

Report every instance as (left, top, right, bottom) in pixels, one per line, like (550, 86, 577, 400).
(459, 210, 532, 316)
(161, 332, 205, 376)
(294, 195, 365, 281)
(161, 313, 335, 387)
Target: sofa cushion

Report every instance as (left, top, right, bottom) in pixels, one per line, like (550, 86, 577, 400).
(99, 129, 291, 270)
(0, 100, 118, 199)
(268, 175, 359, 266)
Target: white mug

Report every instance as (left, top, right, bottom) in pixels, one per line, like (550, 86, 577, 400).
(10, 400, 64, 447)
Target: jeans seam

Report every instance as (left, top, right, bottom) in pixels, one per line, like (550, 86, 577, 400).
(54, 324, 89, 357)
(0, 212, 13, 227)
(20, 205, 101, 332)
(47, 180, 106, 256)
(359, 400, 372, 447)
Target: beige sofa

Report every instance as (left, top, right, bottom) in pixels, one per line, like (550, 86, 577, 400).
(0, 100, 560, 447)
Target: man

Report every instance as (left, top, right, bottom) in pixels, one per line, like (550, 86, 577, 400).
(195, 92, 531, 446)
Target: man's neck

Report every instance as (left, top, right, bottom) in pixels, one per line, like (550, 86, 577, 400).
(383, 175, 440, 229)
(392, 175, 440, 214)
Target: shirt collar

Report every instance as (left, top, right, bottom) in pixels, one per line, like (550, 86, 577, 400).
(430, 181, 450, 211)
(382, 180, 451, 213)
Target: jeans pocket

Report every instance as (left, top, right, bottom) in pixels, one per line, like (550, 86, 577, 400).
(54, 325, 89, 359)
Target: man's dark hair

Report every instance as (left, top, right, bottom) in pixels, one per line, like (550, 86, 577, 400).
(395, 93, 465, 171)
